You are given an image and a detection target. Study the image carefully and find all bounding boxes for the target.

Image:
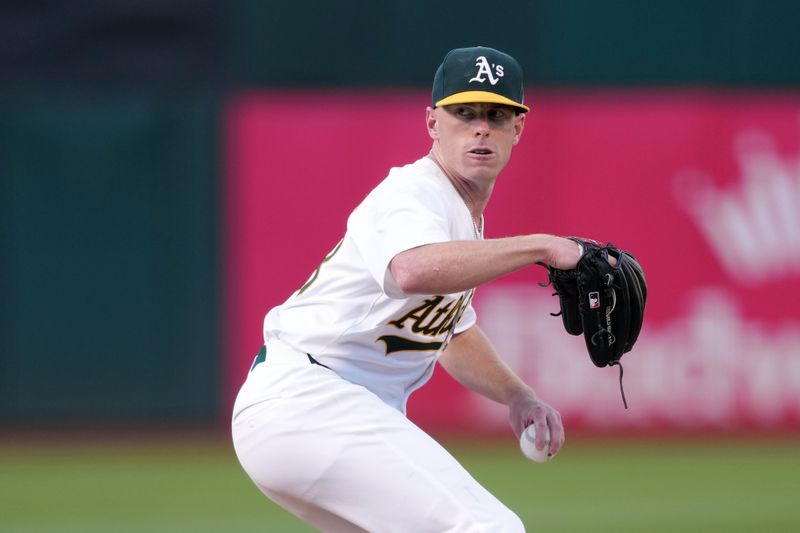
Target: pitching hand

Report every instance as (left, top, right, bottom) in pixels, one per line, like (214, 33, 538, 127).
(508, 391, 565, 459)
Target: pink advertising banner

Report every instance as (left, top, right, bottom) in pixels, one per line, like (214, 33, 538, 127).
(224, 90, 800, 432)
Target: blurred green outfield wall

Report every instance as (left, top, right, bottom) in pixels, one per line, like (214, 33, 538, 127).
(2, 0, 799, 426)
(0, 94, 219, 425)
(228, 0, 800, 87)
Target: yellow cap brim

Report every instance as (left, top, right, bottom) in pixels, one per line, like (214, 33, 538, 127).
(435, 90, 530, 112)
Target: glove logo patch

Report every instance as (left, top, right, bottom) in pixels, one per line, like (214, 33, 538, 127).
(588, 291, 601, 309)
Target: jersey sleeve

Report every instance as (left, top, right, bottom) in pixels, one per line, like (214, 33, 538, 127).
(454, 303, 477, 334)
(348, 183, 452, 299)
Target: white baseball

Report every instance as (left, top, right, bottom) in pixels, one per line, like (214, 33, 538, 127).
(519, 425, 552, 463)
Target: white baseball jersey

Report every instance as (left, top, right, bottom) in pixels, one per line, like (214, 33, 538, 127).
(234, 155, 524, 532)
(263, 156, 482, 413)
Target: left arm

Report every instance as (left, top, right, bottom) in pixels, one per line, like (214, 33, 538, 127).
(438, 325, 564, 456)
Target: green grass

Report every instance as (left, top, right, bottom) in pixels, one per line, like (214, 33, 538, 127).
(460, 437, 800, 532)
(1, 435, 798, 532)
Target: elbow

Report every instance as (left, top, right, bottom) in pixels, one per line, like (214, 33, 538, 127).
(390, 253, 428, 295)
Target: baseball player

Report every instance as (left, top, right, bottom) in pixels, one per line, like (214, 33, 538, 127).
(232, 46, 583, 532)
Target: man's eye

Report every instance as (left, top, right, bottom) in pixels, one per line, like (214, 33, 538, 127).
(488, 110, 506, 121)
(457, 107, 474, 118)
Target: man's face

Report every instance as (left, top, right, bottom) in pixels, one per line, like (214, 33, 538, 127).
(426, 102, 525, 183)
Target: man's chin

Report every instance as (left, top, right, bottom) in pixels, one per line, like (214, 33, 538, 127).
(463, 161, 501, 180)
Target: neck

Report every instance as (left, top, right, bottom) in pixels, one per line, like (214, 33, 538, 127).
(427, 147, 493, 225)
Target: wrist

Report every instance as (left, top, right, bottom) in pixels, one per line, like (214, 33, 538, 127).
(523, 234, 558, 265)
(505, 383, 539, 407)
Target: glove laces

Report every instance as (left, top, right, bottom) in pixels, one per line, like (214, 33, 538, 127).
(610, 360, 628, 409)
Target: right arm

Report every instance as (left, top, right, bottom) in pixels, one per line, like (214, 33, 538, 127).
(389, 234, 581, 295)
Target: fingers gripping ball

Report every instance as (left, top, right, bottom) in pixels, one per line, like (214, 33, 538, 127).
(520, 425, 552, 463)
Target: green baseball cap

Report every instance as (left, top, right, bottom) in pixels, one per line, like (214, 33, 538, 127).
(432, 46, 529, 113)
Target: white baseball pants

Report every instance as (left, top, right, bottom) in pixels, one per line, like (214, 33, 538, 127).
(232, 339, 524, 532)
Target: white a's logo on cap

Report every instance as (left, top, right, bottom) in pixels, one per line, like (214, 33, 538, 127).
(469, 56, 504, 86)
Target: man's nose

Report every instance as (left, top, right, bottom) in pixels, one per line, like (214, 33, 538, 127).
(474, 116, 490, 136)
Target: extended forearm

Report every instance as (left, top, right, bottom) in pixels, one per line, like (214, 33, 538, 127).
(390, 234, 555, 295)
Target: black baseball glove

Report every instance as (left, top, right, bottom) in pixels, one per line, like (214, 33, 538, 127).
(544, 238, 647, 407)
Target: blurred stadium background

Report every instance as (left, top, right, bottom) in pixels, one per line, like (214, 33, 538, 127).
(2, 1, 800, 531)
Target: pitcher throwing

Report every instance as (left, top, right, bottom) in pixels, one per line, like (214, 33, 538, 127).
(232, 46, 584, 532)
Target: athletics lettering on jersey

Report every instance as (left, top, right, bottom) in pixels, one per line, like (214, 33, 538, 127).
(379, 292, 472, 354)
(377, 336, 443, 354)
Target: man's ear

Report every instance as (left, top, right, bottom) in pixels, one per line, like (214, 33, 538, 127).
(426, 107, 438, 140)
(512, 113, 526, 146)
